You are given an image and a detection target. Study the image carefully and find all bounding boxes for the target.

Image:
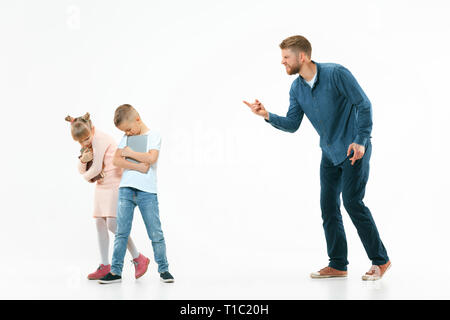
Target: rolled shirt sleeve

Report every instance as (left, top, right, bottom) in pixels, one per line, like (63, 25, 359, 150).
(265, 82, 305, 133)
(333, 65, 373, 147)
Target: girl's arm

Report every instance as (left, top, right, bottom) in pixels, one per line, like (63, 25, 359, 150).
(77, 160, 87, 174)
(82, 142, 108, 182)
(77, 148, 92, 174)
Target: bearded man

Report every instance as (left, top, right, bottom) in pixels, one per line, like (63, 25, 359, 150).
(244, 35, 391, 281)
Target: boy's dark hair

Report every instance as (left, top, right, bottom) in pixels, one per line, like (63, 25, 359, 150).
(114, 104, 138, 126)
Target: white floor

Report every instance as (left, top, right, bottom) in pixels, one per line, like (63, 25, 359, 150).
(2, 166, 448, 300)
(1, 246, 446, 300)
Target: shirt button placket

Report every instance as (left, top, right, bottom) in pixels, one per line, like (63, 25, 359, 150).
(313, 95, 323, 138)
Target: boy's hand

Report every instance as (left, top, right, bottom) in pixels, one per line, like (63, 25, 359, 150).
(136, 162, 150, 174)
(121, 146, 134, 158)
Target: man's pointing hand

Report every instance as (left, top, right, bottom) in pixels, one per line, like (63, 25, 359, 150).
(243, 99, 269, 120)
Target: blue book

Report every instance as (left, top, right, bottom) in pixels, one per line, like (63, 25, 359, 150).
(126, 135, 148, 163)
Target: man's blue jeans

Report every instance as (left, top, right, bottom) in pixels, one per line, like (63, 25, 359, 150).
(320, 139, 389, 271)
(111, 187, 169, 275)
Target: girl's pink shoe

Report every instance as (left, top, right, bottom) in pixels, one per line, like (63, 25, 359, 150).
(87, 264, 111, 280)
(132, 253, 150, 279)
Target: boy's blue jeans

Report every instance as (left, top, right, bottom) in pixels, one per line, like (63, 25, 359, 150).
(111, 187, 169, 275)
(320, 139, 389, 271)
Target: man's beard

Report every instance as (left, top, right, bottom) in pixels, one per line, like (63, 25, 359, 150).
(286, 61, 301, 75)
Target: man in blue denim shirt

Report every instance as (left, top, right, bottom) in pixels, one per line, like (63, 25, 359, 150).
(244, 35, 391, 281)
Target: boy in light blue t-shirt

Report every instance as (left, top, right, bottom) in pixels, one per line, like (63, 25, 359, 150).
(98, 104, 174, 284)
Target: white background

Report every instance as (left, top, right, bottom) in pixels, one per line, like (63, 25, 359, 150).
(0, 0, 449, 299)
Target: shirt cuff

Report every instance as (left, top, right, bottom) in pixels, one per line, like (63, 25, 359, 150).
(264, 112, 273, 123)
(354, 135, 367, 147)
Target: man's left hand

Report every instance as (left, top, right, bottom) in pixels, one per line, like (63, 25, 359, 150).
(347, 143, 365, 166)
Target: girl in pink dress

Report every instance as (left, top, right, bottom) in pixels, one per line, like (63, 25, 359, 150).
(65, 113, 150, 280)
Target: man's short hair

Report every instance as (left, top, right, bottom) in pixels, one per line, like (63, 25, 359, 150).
(279, 35, 312, 58)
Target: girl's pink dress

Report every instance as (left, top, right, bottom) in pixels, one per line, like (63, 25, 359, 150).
(78, 130, 123, 218)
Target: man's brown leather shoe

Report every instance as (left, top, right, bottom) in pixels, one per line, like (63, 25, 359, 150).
(310, 266, 348, 279)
